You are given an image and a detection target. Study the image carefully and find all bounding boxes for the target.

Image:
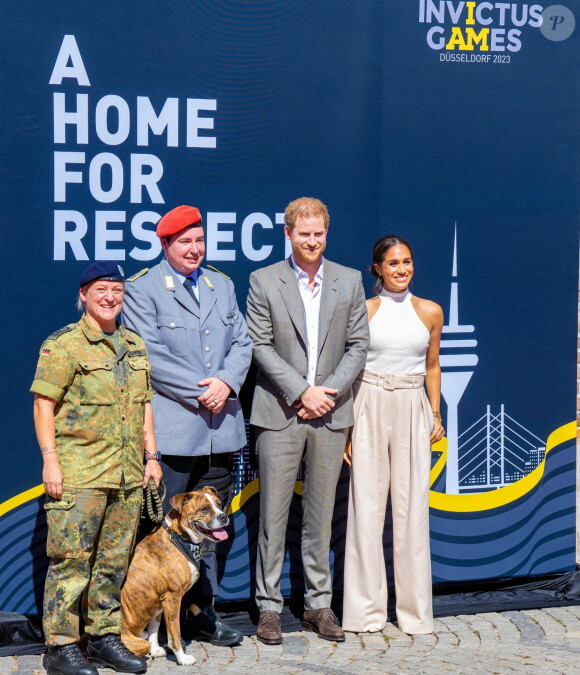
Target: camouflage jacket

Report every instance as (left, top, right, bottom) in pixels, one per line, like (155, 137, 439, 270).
(30, 314, 154, 489)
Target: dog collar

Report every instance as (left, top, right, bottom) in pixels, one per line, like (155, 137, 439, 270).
(163, 522, 203, 567)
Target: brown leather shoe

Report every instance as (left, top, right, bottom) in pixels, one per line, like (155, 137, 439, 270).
(302, 608, 345, 642)
(257, 610, 283, 645)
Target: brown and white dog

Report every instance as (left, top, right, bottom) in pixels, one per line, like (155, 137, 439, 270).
(121, 487, 229, 665)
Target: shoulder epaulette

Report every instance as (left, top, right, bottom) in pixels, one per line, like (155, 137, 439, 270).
(206, 264, 230, 280)
(124, 325, 143, 339)
(47, 325, 74, 340)
(127, 268, 149, 282)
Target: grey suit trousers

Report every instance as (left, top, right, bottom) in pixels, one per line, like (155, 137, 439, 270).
(255, 418, 348, 612)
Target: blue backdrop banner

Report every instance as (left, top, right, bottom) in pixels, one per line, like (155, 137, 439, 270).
(0, 0, 578, 614)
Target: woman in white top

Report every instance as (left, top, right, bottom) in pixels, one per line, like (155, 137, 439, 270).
(342, 235, 444, 635)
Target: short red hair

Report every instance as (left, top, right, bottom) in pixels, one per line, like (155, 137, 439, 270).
(284, 197, 329, 232)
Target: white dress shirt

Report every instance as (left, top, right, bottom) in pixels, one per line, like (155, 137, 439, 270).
(291, 255, 324, 386)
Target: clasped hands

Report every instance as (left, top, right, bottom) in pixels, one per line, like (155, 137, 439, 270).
(294, 386, 338, 420)
(197, 376, 232, 415)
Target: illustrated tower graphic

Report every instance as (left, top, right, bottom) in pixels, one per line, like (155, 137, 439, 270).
(440, 225, 478, 494)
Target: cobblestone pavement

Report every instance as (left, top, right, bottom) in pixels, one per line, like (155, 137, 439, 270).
(4, 606, 580, 674)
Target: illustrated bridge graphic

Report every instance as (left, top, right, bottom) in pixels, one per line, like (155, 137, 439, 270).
(458, 404, 546, 492)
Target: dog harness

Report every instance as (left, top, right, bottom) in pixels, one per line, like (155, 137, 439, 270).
(162, 522, 202, 569)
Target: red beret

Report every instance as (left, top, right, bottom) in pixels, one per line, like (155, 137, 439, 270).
(156, 205, 203, 238)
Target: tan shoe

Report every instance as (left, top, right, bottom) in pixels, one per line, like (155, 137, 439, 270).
(257, 610, 283, 645)
(302, 608, 345, 642)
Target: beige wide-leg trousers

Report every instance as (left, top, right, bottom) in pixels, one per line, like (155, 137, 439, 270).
(342, 371, 434, 635)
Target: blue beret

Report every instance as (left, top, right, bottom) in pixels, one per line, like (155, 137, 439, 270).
(80, 262, 125, 287)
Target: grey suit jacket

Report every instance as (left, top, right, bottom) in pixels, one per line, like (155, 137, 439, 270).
(246, 257, 369, 431)
(122, 259, 253, 456)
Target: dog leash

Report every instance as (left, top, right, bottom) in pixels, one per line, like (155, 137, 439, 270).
(142, 478, 166, 524)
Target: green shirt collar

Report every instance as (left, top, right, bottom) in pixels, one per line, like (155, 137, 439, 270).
(79, 314, 135, 345)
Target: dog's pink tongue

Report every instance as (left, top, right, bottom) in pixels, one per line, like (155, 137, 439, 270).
(212, 528, 228, 541)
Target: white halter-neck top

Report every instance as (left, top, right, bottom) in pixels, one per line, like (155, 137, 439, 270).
(365, 288, 430, 376)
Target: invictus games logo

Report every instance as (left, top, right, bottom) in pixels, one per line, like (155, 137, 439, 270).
(419, 1, 575, 61)
(419, 1, 543, 53)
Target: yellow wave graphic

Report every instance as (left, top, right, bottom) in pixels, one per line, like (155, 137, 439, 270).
(1, 422, 574, 519)
(227, 421, 574, 515)
(227, 478, 303, 515)
(0, 484, 45, 518)
(430, 437, 448, 488)
(428, 421, 575, 512)
(227, 478, 259, 514)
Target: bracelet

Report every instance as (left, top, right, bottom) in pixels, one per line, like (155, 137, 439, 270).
(432, 411, 442, 422)
(299, 386, 310, 400)
(40, 446, 57, 455)
(42, 451, 58, 456)
(145, 451, 161, 461)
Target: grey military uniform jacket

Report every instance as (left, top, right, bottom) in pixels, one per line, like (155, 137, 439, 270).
(123, 259, 253, 456)
(246, 257, 370, 431)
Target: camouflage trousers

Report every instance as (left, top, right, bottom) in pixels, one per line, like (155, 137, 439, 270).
(43, 486, 142, 646)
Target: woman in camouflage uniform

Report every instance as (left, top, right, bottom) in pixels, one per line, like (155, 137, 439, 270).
(31, 262, 162, 675)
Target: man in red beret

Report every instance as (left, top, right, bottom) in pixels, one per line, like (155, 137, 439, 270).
(123, 206, 253, 648)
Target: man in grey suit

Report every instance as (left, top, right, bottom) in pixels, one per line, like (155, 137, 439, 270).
(246, 197, 370, 644)
(123, 205, 252, 647)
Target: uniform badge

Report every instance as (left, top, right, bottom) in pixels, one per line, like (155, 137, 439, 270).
(203, 276, 214, 290)
(164, 275, 175, 290)
(41, 348, 51, 356)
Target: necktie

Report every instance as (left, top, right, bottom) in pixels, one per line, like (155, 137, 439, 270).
(183, 276, 199, 306)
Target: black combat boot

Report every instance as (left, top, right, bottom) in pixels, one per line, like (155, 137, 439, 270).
(87, 634, 147, 673)
(183, 605, 243, 646)
(46, 643, 98, 675)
